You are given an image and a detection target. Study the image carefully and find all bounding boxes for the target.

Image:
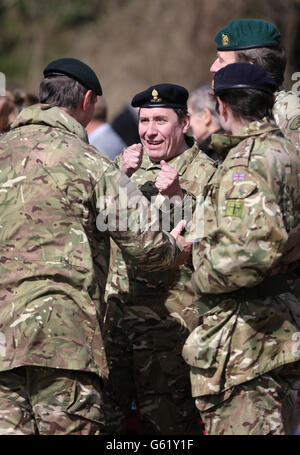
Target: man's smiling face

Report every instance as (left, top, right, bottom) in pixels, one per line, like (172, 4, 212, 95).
(138, 107, 189, 162)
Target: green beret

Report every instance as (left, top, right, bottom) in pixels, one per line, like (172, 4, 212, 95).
(131, 83, 188, 109)
(215, 19, 281, 51)
(43, 58, 102, 96)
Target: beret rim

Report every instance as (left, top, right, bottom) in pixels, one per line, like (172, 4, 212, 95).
(217, 42, 280, 51)
(214, 84, 275, 95)
(213, 63, 277, 95)
(131, 102, 187, 109)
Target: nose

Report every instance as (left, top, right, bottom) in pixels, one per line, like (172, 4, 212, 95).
(146, 121, 158, 136)
(210, 59, 219, 74)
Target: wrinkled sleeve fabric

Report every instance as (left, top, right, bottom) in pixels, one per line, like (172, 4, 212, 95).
(273, 90, 300, 151)
(93, 162, 180, 271)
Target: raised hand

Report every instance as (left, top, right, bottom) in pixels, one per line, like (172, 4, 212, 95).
(121, 144, 143, 177)
(155, 160, 184, 200)
(170, 220, 193, 265)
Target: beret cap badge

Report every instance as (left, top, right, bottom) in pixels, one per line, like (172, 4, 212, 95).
(151, 89, 162, 103)
(222, 33, 229, 46)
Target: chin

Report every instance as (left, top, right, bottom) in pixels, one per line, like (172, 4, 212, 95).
(146, 150, 164, 161)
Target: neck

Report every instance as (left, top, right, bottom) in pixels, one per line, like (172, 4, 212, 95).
(230, 118, 249, 135)
(178, 136, 190, 155)
(59, 106, 81, 124)
(86, 119, 103, 135)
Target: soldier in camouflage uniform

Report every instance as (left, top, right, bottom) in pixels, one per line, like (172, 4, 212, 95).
(0, 60, 186, 435)
(210, 18, 300, 302)
(210, 18, 300, 151)
(182, 63, 300, 435)
(103, 84, 216, 434)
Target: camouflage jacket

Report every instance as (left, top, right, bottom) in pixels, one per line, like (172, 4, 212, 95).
(273, 89, 300, 150)
(0, 104, 179, 377)
(106, 139, 216, 332)
(182, 118, 300, 402)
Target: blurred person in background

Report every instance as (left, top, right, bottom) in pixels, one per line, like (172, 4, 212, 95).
(0, 91, 19, 134)
(188, 84, 222, 161)
(12, 88, 38, 112)
(0, 89, 38, 135)
(86, 96, 126, 161)
(111, 103, 141, 146)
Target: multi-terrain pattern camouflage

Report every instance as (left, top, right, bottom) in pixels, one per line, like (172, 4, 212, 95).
(195, 361, 300, 435)
(273, 89, 300, 150)
(0, 104, 179, 380)
(103, 138, 216, 433)
(102, 298, 202, 434)
(273, 89, 300, 303)
(182, 119, 300, 423)
(0, 366, 104, 435)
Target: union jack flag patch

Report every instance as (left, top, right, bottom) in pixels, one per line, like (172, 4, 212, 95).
(232, 172, 246, 181)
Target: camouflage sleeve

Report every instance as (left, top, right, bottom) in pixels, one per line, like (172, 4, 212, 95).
(113, 153, 122, 168)
(192, 166, 288, 294)
(94, 162, 180, 271)
(104, 238, 130, 300)
(273, 90, 300, 149)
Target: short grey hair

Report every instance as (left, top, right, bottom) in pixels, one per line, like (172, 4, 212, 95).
(189, 84, 220, 126)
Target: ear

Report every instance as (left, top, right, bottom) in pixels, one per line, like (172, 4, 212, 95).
(217, 97, 227, 119)
(181, 113, 190, 134)
(201, 108, 212, 126)
(82, 90, 94, 112)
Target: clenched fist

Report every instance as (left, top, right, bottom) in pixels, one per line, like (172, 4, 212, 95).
(155, 160, 184, 200)
(121, 144, 143, 177)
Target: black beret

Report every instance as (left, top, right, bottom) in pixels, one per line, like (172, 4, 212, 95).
(131, 83, 188, 109)
(215, 19, 281, 51)
(43, 58, 102, 96)
(213, 63, 277, 96)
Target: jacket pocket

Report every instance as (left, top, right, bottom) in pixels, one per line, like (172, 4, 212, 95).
(225, 181, 257, 200)
(66, 371, 104, 424)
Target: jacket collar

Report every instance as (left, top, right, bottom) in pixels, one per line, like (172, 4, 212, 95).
(10, 104, 89, 143)
(211, 117, 278, 161)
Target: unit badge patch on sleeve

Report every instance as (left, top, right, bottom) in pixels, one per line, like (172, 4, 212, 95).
(225, 200, 244, 217)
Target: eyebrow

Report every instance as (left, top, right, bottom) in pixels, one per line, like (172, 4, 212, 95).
(139, 115, 168, 121)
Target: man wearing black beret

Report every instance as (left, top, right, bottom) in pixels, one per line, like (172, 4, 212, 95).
(0, 60, 190, 434)
(103, 83, 216, 434)
(210, 18, 300, 152)
(182, 62, 300, 435)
